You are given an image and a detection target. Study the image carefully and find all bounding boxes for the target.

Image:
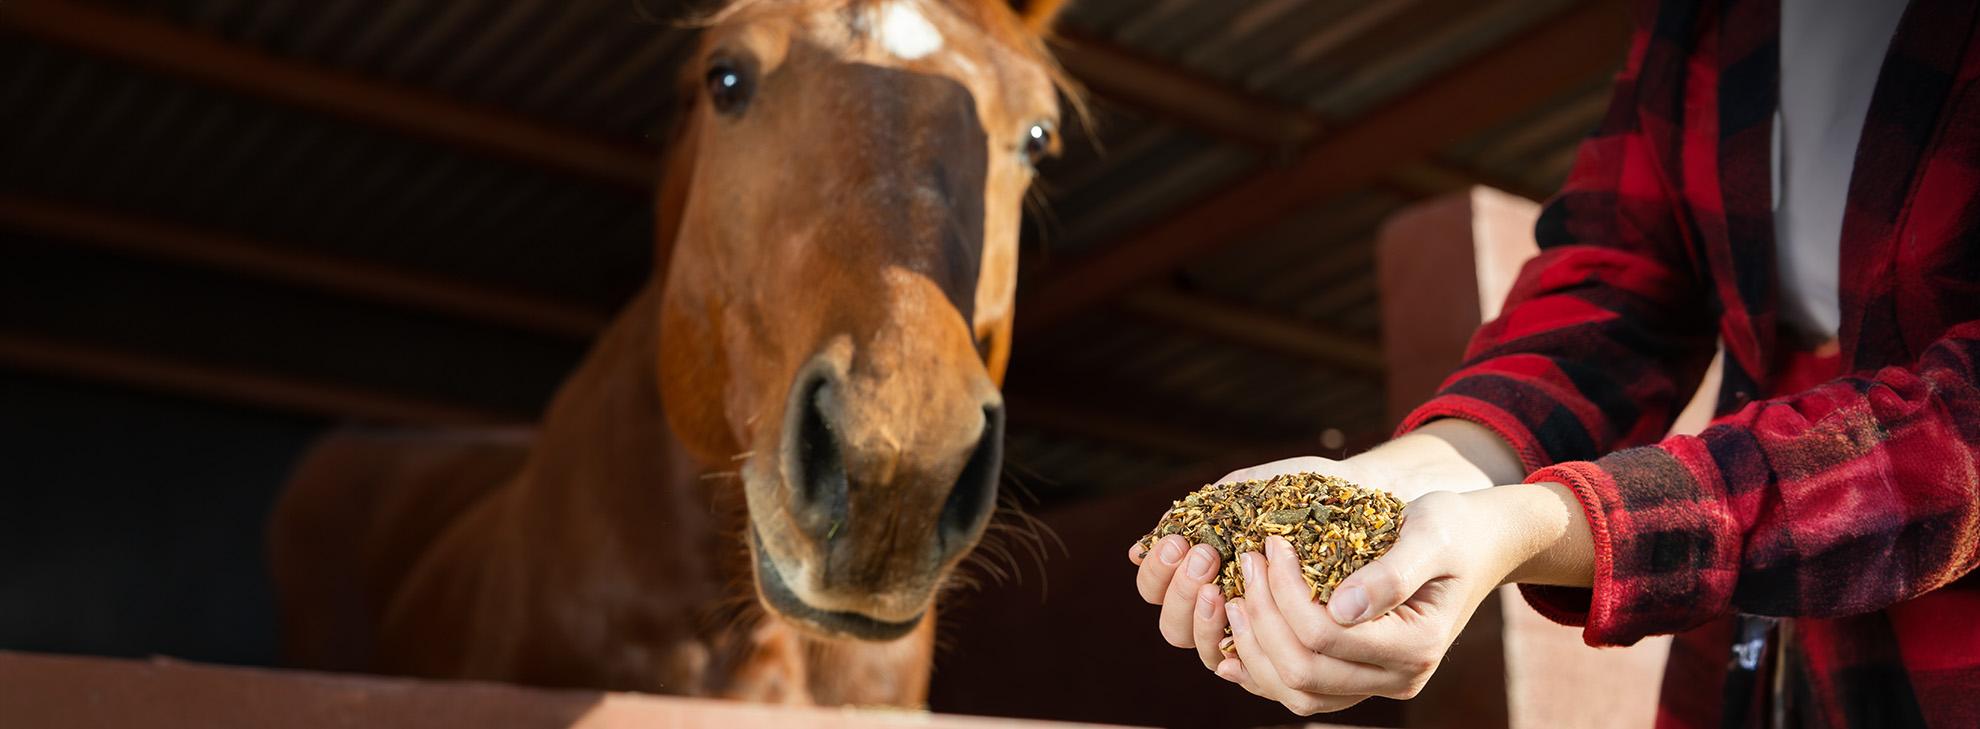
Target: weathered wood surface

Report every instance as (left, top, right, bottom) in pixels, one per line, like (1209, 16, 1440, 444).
(0, 650, 1144, 729)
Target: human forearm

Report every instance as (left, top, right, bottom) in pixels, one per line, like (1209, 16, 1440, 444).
(1347, 419, 1527, 500)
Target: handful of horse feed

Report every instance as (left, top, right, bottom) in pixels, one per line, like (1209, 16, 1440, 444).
(1137, 473, 1405, 602)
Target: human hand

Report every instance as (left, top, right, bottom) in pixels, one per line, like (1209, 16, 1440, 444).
(1217, 419, 1527, 504)
(1211, 483, 1590, 715)
(1128, 457, 1371, 661)
(1125, 419, 1534, 680)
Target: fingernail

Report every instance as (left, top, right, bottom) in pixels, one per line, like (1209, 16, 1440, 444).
(1329, 585, 1369, 625)
(1240, 552, 1261, 586)
(1159, 538, 1185, 565)
(1196, 590, 1218, 620)
(1227, 601, 1249, 633)
(1218, 636, 1236, 655)
(1186, 546, 1216, 579)
(1267, 536, 1293, 562)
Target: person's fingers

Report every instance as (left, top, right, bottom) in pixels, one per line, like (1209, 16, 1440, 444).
(1192, 583, 1230, 670)
(1254, 534, 1427, 667)
(1327, 508, 1447, 626)
(1316, 578, 1468, 691)
(1288, 694, 1371, 717)
(1215, 656, 1263, 695)
(1135, 535, 1189, 604)
(1226, 597, 1303, 702)
(1262, 536, 1337, 650)
(1217, 647, 1369, 716)
(1159, 544, 1221, 647)
(1239, 552, 1392, 695)
(1128, 541, 1147, 566)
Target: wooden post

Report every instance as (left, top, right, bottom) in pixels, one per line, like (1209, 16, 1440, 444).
(1376, 187, 1686, 729)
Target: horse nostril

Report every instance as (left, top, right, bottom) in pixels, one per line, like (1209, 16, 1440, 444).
(787, 364, 849, 537)
(937, 400, 1004, 556)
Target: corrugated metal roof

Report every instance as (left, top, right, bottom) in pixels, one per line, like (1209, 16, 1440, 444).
(1, 0, 1625, 503)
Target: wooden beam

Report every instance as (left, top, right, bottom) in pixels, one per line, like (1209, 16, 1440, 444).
(1385, 162, 1552, 204)
(1117, 287, 1385, 376)
(1017, 0, 1626, 335)
(1003, 390, 1281, 461)
(1053, 31, 1321, 151)
(1055, 32, 1548, 206)
(0, 319, 1281, 462)
(0, 195, 612, 339)
(0, 0, 655, 189)
(0, 333, 525, 426)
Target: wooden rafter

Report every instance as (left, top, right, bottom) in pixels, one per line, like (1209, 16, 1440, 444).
(1016, 0, 1627, 335)
(0, 0, 1598, 466)
(1117, 287, 1385, 376)
(1003, 391, 1261, 461)
(0, 0, 655, 189)
(0, 195, 611, 339)
(1384, 161, 1552, 204)
(0, 195, 1331, 457)
(0, 325, 1300, 462)
(0, 333, 525, 426)
(1052, 31, 1322, 152)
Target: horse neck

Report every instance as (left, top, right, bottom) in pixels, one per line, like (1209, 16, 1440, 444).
(509, 282, 716, 551)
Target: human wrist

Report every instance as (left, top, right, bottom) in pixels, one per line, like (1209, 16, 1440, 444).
(1491, 481, 1594, 587)
(1351, 420, 1523, 499)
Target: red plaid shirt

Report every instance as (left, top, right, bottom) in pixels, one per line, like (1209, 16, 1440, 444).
(1397, 0, 1980, 726)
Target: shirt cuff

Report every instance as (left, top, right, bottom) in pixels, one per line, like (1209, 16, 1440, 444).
(1515, 447, 1735, 647)
(1515, 461, 1615, 642)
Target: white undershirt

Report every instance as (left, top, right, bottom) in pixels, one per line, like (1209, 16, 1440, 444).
(1772, 0, 1908, 339)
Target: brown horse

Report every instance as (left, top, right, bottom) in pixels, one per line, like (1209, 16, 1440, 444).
(268, 0, 1072, 706)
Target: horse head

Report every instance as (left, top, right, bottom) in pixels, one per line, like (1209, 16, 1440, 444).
(653, 0, 1070, 641)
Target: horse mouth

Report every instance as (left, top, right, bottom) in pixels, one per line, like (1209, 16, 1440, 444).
(750, 528, 925, 641)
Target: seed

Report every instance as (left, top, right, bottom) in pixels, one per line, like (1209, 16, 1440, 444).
(1136, 473, 1405, 604)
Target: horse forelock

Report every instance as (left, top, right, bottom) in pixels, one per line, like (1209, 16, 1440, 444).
(686, 0, 1086, 119)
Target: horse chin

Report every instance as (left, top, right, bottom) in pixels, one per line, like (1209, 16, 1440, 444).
(749, 528, 927, 641)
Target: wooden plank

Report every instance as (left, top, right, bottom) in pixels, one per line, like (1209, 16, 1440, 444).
(0, 327, 1282, 460)
(0, 0, 655, 189)
(0, 333, 525, 426)
(0, 195, 611, 339)
(1017, 0, 1626, 335)
(1117, 287, 1384, 376)
(0, 651, 1148, 729)
(1003, 390, 1273, 460)
(1053, 31, 1321, 150)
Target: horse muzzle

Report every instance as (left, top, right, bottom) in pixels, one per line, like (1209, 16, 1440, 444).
(744, 352, 1003, 639)
(749, 527, 927, 640)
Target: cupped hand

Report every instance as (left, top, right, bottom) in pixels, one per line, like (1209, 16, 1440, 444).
(1127, 457, 1372, 663)
(1210, 483, 1589, 716)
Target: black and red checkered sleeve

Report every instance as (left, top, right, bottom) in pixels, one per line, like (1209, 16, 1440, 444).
(1521, 323, 1980, 646)
(1397, 7, 1719, 472)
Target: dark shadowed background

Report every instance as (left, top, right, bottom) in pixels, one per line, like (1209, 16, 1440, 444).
(0, 0, 1624, 725)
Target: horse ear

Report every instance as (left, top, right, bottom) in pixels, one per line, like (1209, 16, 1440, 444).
(1007, 0, 1069, 31)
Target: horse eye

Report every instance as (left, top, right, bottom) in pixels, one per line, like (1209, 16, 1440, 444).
(705, 59, 754, 116)
(1021, 121, 1055, 165)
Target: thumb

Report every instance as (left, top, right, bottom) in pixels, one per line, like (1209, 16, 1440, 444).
(1327, 527, 1442, 626)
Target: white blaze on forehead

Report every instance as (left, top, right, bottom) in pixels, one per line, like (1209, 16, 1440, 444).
(877, 0, 944, 60)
